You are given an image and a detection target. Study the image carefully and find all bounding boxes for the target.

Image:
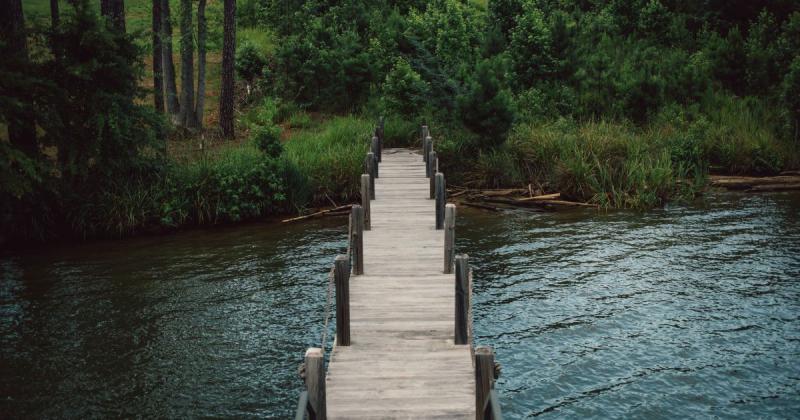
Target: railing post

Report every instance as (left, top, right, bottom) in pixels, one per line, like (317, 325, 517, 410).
(371, 135, 381, 166)
(444, 204, 456, 274)
(424, 136, 433, 172)
(378, 117, 384, 161)
(475, 346, 495, 420)
(305, 347, 326, 419)
(364, 153, 375, 200)
(419, 125, 428, 162)
(371, 150, 379, 179)
(361, 174, 371, 231)
(428, 152, 437, 197)
(351, 205, 364, 275)
(435, 172, 446, 229)
(334, 255, 351, 346)
(455, 254, 469, 345)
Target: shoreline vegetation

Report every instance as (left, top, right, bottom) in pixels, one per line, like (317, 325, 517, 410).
(2, 0, 799, 246)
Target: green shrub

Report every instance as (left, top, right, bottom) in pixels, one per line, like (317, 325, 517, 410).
(236, 40, 267, 82)
(457, 58, 516, 147)
(252, 125, 283, 158)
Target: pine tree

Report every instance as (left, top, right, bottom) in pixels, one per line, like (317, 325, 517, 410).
(152, 0, 163, 113)
(220, 0, 236, 138)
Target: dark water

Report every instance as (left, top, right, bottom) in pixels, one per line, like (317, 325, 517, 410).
(2, 192, 799, 418)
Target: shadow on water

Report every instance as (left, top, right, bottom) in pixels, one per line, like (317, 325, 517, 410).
(1, 192, 799, 418)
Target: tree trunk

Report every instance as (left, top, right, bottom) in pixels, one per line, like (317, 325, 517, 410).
(0, 0, 37, 157)
(178, 0, 195, 129)
(160, 0, 179, 120)
(220, 0, 236, 138)
(194, 0, 207, 129)
(101, 0, 125, 32)
(151, 0, 163, 113)
(50, 0, 59, 29)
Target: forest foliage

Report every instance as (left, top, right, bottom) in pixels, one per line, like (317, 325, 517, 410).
(2, 0, 799, 244)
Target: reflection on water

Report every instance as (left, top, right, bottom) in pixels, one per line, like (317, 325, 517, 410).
(1, 192, 799, 418)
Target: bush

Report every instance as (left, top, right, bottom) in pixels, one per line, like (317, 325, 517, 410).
(252, 125, 283, 158)
(236, 40, 267, 83)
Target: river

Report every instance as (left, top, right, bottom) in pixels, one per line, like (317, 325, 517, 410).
(1, 192, 799, 418)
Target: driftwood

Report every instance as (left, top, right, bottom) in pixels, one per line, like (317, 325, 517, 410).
(282, 204, 353, 223)
(462, 201, 501, 212)
(517, 193, 561, 201)
(748, 183, 800, 192)
(480, 188, 528, 197)
(710, 175, 800, 190)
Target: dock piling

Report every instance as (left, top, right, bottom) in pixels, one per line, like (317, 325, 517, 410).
(475, 346, 496, 420)
(455, 255, 469, 345)
(305, 348, 327, 419)
(361, 174, 371, 231)
(334, 255, 351, 346)
(351, 205, 364, 275)
(444, 204, 456, 273)
(435, 172, 446, 229)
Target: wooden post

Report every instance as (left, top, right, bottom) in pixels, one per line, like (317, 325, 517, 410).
(435, 172, 446, 229)
(423, 136, 431, 165)
(371, 135, 381, 164)
(475, 346, 495, 419)
(364, 154, 375, 200)
(351, 205, 364, 275)
(305, 347, 326, 419)
(428, 151, 437, 193)
(424, 136, 433, 174)
(444, 204, 456, 274)
(454, 254, 469, 345)
(370, 150, 379, 179)
(377, 117, 384, 161)
(334, 255, 351, 346)
(429, 158, 438, 199)
(361, 174, 371, 231)
(421, 125, 429, 151)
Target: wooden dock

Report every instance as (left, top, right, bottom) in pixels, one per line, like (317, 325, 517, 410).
(295, 123, 501, 420)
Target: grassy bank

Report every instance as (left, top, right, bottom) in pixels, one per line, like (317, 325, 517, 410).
(434, 94, 799, 209)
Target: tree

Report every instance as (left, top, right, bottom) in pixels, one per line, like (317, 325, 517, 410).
(0, 0, 37, 158)
(160, 0, 179, 121)
(50, 0, 59, 29)
(152, 0, 163, 113)
(177, 0, 196, 128)
(100, 0, 125, 32)
(195, 0, 207, 128)
(220, 0, 236, 138)
(457, 58, 516, 146)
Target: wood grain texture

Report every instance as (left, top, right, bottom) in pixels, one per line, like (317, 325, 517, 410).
(326, 149, 474, 419)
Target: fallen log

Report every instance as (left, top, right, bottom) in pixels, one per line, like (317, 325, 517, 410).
(462, 202, 501, 212)
(282, 204, 353, 223)
(535, 199, 599, 208)
(517, 193, 561, 202)
(710, 175, 800, 190)
(747, 183, 800, 192)
(483, 196, 597, 209)
(480, 188, 528, 197)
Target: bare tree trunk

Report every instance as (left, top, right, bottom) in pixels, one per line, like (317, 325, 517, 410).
(195, 0, 207, 128)
(220, 0, 236, 138)
(160, 0, 179, 121)
(178, 0, 195, 129)
(0, 0, 37, 157)
(101, 0, 125, 32)
(152, 0, 163, 113)
(50, 0, 59, 29)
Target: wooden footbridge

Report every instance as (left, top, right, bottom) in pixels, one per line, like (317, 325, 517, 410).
(294, 122, 502, 419)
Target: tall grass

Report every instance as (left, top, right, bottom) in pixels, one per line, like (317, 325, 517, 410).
(283, 116, 373, 204)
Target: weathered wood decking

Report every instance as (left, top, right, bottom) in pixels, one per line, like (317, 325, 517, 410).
(325, 148, 475, 419)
